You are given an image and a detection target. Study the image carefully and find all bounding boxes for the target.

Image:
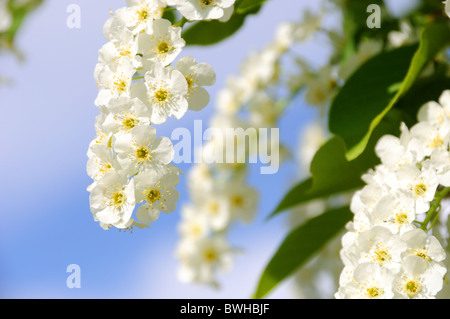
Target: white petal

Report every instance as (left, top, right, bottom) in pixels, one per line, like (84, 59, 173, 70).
(136, 205, 160, 224)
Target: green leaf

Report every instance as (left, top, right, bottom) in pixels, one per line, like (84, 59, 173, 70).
(162, 8, 179, 25)
(269, 109, 403, 218)
(270, 138, 365, 214)
(342, 0, 386, 42)
(183, 14, 246, 46)
(182, 0, 264, 46)
(236, 0, 269, 14)
(329, 22, 450, 161)
(253, 206, 352, 299)
(329, 45, 416, 160)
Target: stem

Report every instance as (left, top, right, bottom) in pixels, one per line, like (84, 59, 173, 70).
(428, 206, 441, 232)
(413, 220, 424, 227)
(173, 17, 188, 28)
(133, 76, 144, 81)
(420, 187, 450, 231)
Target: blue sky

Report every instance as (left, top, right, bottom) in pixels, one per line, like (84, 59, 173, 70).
(0, 0, 337, 299)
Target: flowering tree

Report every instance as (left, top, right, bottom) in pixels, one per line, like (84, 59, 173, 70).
(86, 0, 450, 299)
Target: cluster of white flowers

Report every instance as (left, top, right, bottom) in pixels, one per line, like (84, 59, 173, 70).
(283, 6, 426, 299)
(175, 12, 322, 287)
(87, 0, 217, 231)
(291, 13, 440, 299)
(336, 90, 450, 299)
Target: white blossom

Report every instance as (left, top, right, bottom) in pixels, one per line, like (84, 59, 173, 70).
(168, 0, 235, 21)
(100, 97, 151, 133)
(336, 263, 395, 299)
(337, 91, 449, 299)
(89, 172, 136, 229)
(115, 0, 167, 34)
(174, 56, 216, 111)
(176, 236, 233, 287)
(133, 61, 189, 124)
(87, 143, 121, 181)
(178, 204, 210, 239)
(94, 58, 136, 107)
(138, 18, 185, 67)
(88, 1, 214, 232)
(134, 164, 180, 224)
(114, 124, 174, 173)
(394, 255, 445, 299)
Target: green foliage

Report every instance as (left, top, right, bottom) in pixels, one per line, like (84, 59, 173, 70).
(329, 45, 416, 160)
(253, 206, 352, 299)
(162, 8, 180, 25)
(236, 0, 269, 14)
(396, 73, 450, 127)
(256, 0, 450, 298)
(269, 109, 403, 218)
(329, 22, 450, 161)
(342, 0, 386, 44)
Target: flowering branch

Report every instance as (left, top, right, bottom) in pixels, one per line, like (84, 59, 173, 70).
(420, 187, 450, 231)
(87, 0, 218, 231)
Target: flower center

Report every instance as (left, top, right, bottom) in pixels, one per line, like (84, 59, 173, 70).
(136, 146, 150, 162)
(430, 135, 444, 148)
(372, 246, 391, 265)
(208, 201, 219, 214)
(191, 224, 203, 236)
(395, 211, 409, 225)
(411, 248, 431, 262)
(366, 287, 383, 299)
(157, 41, 170, 54)
(119, 44, 132, 57)
(201, 0, 214, 5)
(155, 89, 169, 102)
(204, 249, 217, 262)
(413, 182, 427, 198)
(113, 77, 128, 94)
(231, 195, 244, 207)
(99, 162, 113, 175)
(145, 188, 161, 203)
(185, 75, 194, 89)
(405, 280, 420, 298)
(122, 115, 137, 130)
(137, 8, 149, 21)
(110, 191, 125, 209)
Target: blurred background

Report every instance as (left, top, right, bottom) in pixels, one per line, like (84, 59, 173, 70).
(0, 0, 416, 298)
